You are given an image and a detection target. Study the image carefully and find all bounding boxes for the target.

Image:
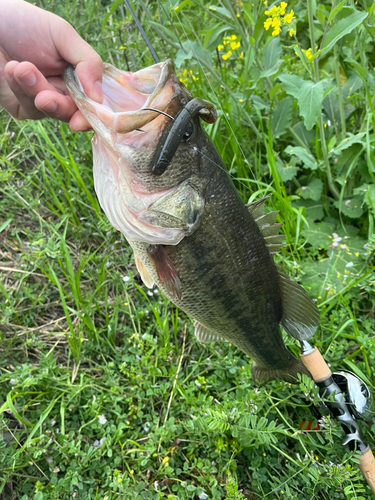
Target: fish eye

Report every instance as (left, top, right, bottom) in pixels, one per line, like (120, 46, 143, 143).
(181, 121, 194, 142)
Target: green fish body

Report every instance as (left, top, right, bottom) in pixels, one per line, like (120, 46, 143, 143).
(64, 60, 320, 384)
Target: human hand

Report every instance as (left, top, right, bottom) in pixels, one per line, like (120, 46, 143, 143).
(0, 0, 103, 131)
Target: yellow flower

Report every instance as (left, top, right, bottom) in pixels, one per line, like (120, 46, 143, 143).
(272, 26, 281, 36)
(192, 75, 199, 81)
(264, 18, 272, 30)
(302, 48, 313, 60)
(231, 41, 241, 50)
(239, 51, 244, 59)
(289, 28, 295, 36)
(284, 10, 294, 23)
(222, 51, 232, 60)
(218, 44, 224, 51)
(231, 34, 237, 40)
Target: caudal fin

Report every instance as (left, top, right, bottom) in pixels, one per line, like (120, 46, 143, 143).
(252, 356, 311, 385)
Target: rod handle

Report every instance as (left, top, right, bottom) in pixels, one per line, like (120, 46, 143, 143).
(359, 447, 375, 494)
(300, 347, 332, 383)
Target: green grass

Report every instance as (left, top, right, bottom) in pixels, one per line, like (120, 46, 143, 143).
(1, 0, 375, 499)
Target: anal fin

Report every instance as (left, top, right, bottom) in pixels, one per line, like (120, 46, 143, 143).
(147, 245, 182, 300)
(278, 270, 320, 340)
(194, 320, 226, 343)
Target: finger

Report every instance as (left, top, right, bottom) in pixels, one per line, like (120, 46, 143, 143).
(68, 109, 92, 132)
(50, 18, 103, 103)
(0, 54, 22, 118)
(5, 61, 80, 122)
(4, 61, 45, 120)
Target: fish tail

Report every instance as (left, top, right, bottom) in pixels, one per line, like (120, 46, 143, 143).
(252, 356, 311, 385)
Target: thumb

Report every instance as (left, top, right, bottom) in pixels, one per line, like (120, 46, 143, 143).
(50, 16, 103, 103)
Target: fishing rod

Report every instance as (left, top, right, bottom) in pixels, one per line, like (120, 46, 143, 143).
(123, 0, 375, 493)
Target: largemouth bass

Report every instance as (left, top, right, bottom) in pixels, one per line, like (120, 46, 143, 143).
(64, 60, 320, 384)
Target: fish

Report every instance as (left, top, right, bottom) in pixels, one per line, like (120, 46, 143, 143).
(64, 60, 320, 384)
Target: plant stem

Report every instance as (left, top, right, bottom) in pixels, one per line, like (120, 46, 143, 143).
(308, 0, 339, 200)
(307, 0, 319, 81)
(334, 44, 346, 139)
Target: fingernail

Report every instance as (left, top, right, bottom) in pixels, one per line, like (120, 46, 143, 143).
(92, 80, 103, 103)
(41, 99, 57, 113)
(18, 70, 37, 86)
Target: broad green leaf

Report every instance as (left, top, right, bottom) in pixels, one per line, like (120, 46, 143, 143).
(175, 48, 193, 68)
(300, 230, 366, 293)
(292, 122, 315, 149)
(331, 132, 366, 155)
(302, 221, 336, 249)
(276, 160, 299, 181)
(297, 178, 323, 201)
(278, 74, 305, 99)
(251, 94, 269, 110)
(293, 199, 324, 221)
(209, 5, 232, 18)
(297, 80, 325, 131)
(320, 11, 368, 55)
(285, 145, 318, 170)
(334, 195, 364, 218)
(342, 72, 364, 99)
(345, 57, 367, 82)
(272, 97, 293, 138)
(328, 0, 346, 23)
(263, 37, 282, 70)
(364, 185, 375, 209)
(204, 25, 231, 50)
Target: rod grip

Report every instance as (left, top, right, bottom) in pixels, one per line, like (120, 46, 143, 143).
(300, 347, 332, 383)
(359, 447, 375, 494)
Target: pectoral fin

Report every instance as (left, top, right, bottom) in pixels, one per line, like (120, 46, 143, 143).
(147, 245, 182, 300)
(278, 270, 320, 340)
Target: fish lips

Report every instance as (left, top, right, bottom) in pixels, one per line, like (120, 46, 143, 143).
(63, 59, 182, 142)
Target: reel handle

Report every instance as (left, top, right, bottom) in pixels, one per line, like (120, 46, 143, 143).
(359, 447, 375, 493)
(300, 346, 332, 382)
(300, 342, 375, 495)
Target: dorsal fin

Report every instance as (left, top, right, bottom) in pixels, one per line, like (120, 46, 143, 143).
(255, 211, 279, 226)
(278, 270, 320, 340)
(246, 195, 271, 219)
(134, 254, 154, 288)
(194, 321, 226, 343)
(260, 223, 283, 237)
(248, 197, 284, 255)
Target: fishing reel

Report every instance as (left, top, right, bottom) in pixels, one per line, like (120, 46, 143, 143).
(318, 370, 372, 451)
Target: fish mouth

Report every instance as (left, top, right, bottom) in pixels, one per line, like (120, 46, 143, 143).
(64, 59, 182, 142)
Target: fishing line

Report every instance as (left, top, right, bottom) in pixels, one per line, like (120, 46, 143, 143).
(124, 0, 160, 63)
(141, 108, 175, 120)
(170, 5, 257, 182)
(123, 1, 256, 191)
(190, 145, 267, 194)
